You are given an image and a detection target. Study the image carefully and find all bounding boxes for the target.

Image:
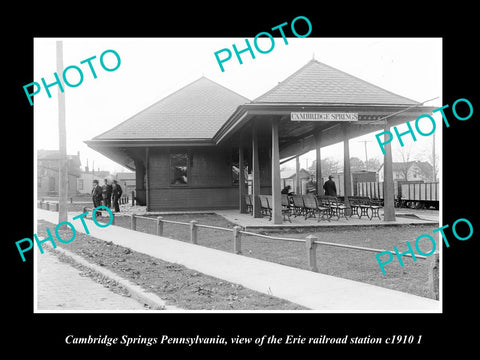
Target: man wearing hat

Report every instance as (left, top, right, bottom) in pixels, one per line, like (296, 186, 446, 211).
(91, 179, 103, 215)
(323, 175, 337, 196)
(111, 180, 123, 212)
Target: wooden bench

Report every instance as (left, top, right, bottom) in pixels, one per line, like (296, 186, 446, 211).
(318, 195, 348, 220)
(348, 196, 382, 220)
(259, 195, 272, 220)
(348, 196, 370, 218)
(291, 195, 305, 217)
(281, 194, 293, 222)
(303, 194, 331, 222)
(368, 198, 382, 220)
(244, 194, 253, 214)
(256, 195, 293, 222)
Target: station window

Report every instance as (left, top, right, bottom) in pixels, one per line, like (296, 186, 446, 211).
(170, 153, 189, 185)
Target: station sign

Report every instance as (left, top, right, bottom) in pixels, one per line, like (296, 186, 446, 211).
(290, 112, 358, 121)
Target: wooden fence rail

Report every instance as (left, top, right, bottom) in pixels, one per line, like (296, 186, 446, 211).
(63, 210, 439, 300)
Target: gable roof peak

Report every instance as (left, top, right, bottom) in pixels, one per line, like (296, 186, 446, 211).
(254, 58, 420, 106)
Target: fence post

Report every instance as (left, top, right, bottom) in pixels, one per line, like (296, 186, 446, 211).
(111, 212, 115, 225)
(156, 216, 164, 236)
(190, 220, 198, 244)
(233, 226, 242, 254)
(428, 251, 439, 300)
(131, 214, 137, 230)
(131, 191, 135, 206)
(305, 235, 318, 272)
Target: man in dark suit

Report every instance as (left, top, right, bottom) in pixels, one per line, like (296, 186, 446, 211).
(102, 179, 113, 208)
(323, 175, 337, 196)
(111, 180, 123, 212)
(91, 180, 103, 216)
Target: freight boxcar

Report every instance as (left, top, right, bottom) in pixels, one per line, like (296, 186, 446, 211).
(355, 181, 439, 209)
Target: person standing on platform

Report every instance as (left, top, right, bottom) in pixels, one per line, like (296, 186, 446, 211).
(306, 176, 317, 195)
(102, 179, 113, 208)
(323, 175, 337, 196)
(111, 180, 123, 212)
(91, 180, 103, 216)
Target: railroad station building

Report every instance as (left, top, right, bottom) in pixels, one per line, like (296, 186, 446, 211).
(86, 59, 435, 224)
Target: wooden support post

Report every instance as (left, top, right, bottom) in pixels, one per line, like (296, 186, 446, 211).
(295, 156, 301, 194)
(233, 226, 242, 254)
(343, 125, 352, 215)
(305, 235, 318, 272)
(190, 220, 198, 244)
(239, 142, 247, 214)
(252, 123, 262, 218)
(271, 118, 282, 224)
(428, 251, 439, 300)
(314, 132, 323, 195)
(156, 216, 164, 236)
(383, 121, 396, 221)
(145, 147, 150, 212)
(130, 214, 136, 230)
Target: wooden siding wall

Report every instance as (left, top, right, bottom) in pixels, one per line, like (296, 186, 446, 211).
(146, 147, 272, 211)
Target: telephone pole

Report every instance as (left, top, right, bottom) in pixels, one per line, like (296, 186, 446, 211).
(57, 40, 68, 223)
(357, 140, 372, 163)
(432, 131, 436, 181)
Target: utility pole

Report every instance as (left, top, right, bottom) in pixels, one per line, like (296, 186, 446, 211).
(57, 40, 68, 223)
(432, 131, 436, 181)
(357, 140, 372, 163)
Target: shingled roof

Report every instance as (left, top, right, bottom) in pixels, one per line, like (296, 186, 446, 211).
(253, 59, 420, 106)
(94, 77, 250, 140)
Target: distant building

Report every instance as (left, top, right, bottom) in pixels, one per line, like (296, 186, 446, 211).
(37, 150, 81, 197)
(378, 161, 434, 182)
(77, 160, 111, 195)
(114, 172, 135, 195)
(281, 168, 311, 194)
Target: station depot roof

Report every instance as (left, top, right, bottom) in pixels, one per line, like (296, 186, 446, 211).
(91, 76, 250, 141)
(85, 59, 435, 169)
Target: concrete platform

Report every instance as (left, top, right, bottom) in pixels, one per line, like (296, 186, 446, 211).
(215, 209, 439, 231)
(37, 209, 440, 312)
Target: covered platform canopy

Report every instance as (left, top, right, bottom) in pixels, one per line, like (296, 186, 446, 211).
(86, 59, 436, 222)
(215, 59, 436, 223)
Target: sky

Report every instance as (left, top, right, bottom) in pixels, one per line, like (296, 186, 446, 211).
(33, 37, 442, 174)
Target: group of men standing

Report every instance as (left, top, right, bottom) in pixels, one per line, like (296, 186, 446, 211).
(282, 175, 337, 196)
(91, 178, 123, 214)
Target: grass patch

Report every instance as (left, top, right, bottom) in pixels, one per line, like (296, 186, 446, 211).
(103, 213, 438, 299)
(38, 220, 306, 310)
